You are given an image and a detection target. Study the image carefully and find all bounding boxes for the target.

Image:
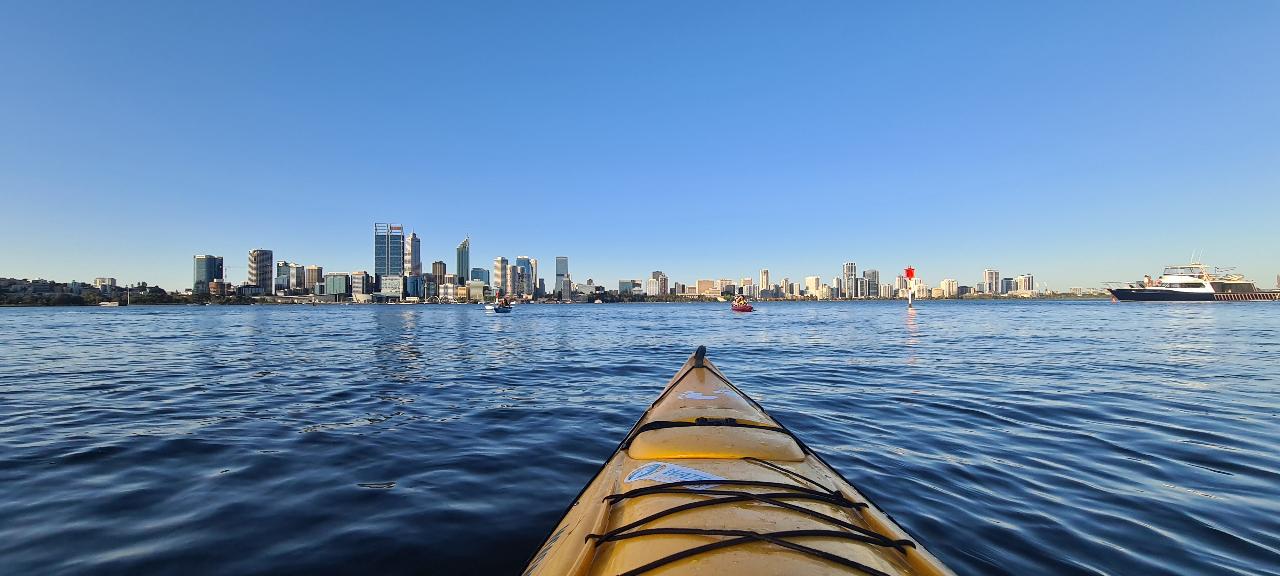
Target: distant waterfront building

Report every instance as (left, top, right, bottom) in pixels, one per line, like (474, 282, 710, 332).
(507, 265, 518, 297)
(804, 276, 821, 297)
(493, 257, 509, 295)
(248, 249, 273, 291)
(374, 223, 405, 283)
(863, 269, 880, 297)
(405, 275, 424, 298)
(456, 237, 470, 283)
(324, 273, 351, 296)
(431, 261, 447, 293)
(1001, 277, 1015, 294)
(696, 279, 716, 295)
(288, 263, 307, 293)
(984, 269, 1001, 294)
(940, 278, 959, 298)
(555, 257, 569, 298)
(516, 256, 533, 296)
(1015, 274, 1036, 293)
(404, 232, 422, 277)
(305, 265, 324, 289)
(842, 263, 857, 298)
(467, 280, 486, 301)
(350, 271, 373, 298)
(651, 271, 669, 296)
(192, 255, 223, 294)
(531, 258, 540, 295)
(275, 261, 291, 293)
(471, 267, 489, 285)
(379, 275, 406, 299)
(880, 283, 895, 299)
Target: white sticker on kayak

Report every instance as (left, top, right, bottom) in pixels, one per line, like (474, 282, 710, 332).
(624, 462, 723, 486)
(678, 388, 734, 401)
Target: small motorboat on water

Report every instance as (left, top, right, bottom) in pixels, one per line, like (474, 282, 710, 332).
(524, 346, 954, 576)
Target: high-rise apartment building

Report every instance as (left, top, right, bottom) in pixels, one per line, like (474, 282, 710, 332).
(456, 237, 470, 283)
(275, 261, 291, 293)
(492, 257, 509, 295)
(1001, 277, 1015, 294)
(940, 278, 959, 298)
(841, 263, 857, 298)
(404, 232, 422, 277)
(530, 258, 539, 295)
(374, 223, 405, 281)
(983, 269, 1001, 294)
(1015, 274, 1036, 292)
(759, 269, 770, 294)
(193, 255, 223, 294)
(650, 271, 669, 296)
(804, 276, 822, 295)
(506, 265, 518, 297)
(248, 249, 273, 290)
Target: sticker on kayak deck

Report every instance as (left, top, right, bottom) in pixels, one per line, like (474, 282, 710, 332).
(625, 462, 723, 485)
(678, 388, 734, 401)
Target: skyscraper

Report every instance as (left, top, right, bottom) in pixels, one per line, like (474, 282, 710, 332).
(456, 237, 470, 284)
(193, 255, 223, 294)
(759, 269, 770, 295)
(506, 264, 518, 298)
(515, 256, 532, 296)
(432, 261, 447, 291)
(276, 261, 291, 293)
(863, 269, 880, 298)
(288, 263, 306, 293)
(471, 267, 489, 285)
(555, 257, 569, 298)
(530, 258, 539, 295)
(842, 262, 857, 299)
(248, 249, 273, 290)
(374, 223, 405, 281)
(404, 232, 422, 277)
(651, 271, 669, 296)
(493, 257, 509, 295)
(983, 269, 1000, 294)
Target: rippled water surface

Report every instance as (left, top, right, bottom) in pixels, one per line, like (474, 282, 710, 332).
(2, 301, 1278, 575)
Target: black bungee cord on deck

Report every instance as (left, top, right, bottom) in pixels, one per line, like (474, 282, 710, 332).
(586, 457, 916, 576)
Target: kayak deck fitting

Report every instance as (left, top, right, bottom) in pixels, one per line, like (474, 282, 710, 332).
(524, 346, 954, 576)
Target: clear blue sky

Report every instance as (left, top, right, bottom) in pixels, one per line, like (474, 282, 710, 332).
(2, 1, 1277, 291)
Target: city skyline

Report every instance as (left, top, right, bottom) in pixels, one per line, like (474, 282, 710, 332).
(2, 4, 1278, 290)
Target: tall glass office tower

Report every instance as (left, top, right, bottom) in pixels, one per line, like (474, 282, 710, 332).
(193, 255, 223, 294)
(515, 256, 532, 296)
(456, 237, 470, 284)
(374, 223, 405, 281)
(555, 256, 568, 297)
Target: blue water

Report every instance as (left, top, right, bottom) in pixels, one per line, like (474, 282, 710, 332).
(1, 301, 1278, 575)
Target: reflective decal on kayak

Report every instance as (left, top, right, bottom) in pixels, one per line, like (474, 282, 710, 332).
(678, 388, 734, 401)
(624, 462, 723, 485)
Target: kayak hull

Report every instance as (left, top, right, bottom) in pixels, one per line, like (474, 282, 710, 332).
(524, 347, 954, 576)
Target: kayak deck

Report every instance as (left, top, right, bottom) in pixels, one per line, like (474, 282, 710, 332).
(525, 347, 954, 576)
